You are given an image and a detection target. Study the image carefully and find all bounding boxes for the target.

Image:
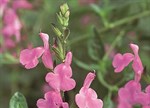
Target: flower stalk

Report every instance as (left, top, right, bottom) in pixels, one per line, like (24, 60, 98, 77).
(52, 3, 70, 62)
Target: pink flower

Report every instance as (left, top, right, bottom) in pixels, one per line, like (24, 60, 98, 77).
(45, 52, 76, 92)
(20, 47, 44, 69)
(2, 8, 22, 42)
(20, 33, 53, 69)
(130, 44, 144, 82)
(12, 0, 32, 10)
(112, 43, 143, 82)
(75, 72, 103, 108)
(112, 53, 134, 73)
(141, 85, 150, 108)
(0, 0, 9, 17)
(118, 80, 143, 108)
(37, 91, 69, 108)
(40, 33, 53, 69)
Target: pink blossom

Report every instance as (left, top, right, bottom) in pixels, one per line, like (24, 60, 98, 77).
(37, 91, 69, 108)
(20, 33, 53, 69)
(112, 53, 134, 73)
(0, 0, 9, 17)
(112, 43, 143, 82)
(40, 33, 53, 69)
(75, 72, 103, 108)
(141, 85, 150, 108)
(130, 44, 144, 82)
(2, 8, 22, 42)
(12, 0, 32, 10)
(20, 47, 44, 69)
(118, 80, 143, 108)
(45, 52, 76, 92)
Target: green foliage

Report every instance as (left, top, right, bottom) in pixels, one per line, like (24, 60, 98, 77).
(9, 92, 28, 108)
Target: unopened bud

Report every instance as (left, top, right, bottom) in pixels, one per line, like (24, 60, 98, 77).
(65, 10, 70, 18)
(60, 3, 69, 15)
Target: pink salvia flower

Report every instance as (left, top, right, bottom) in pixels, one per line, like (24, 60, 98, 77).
(113, 53, 134, 73)
(40, 33, 53, 69)
(2, 8, 22, 42)
(130, 44, 144, 82)
(75, 72, 103, 108)
(112, 43, 143, 82)
(0, 0, 9, 17)
(20, 33, 53, 69)
(140, 85, 150, 108)
(45, 52, 76, 92)
(37, 91, 69, 108)
(118, 80, 142, 108)
(12, 0, 32, 10)
(20, 47, 44, 69)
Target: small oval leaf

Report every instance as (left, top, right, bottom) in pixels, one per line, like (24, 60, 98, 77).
(9, 92, 28, 108)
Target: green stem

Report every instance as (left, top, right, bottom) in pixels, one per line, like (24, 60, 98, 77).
(98, 72, 118, 92)
(99, 10, 150, 33)
(69, 10, 150, 45)
(62, 28, 67, 60)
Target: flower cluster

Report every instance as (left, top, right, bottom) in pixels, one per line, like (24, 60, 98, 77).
(0, 0, 32, 53)
(75, 72, 103, 108)
(20, 32, 103, 108)
(19, 3, 104, 108)
(113, 43, 150, 108)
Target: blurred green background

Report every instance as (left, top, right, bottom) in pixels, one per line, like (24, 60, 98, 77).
(0, 0, 150, 108)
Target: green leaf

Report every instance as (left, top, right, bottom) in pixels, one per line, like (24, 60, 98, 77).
(51, 23, 62, 37)
(9, 92, 28, 108)
(87, 40, 100, 61)
(64, 28, 70, 41)
(0, 53, 19, 64)
(56, 13, 63, 26)
(87, 27, 105, 61)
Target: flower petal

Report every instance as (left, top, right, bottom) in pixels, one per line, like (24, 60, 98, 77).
(112, 53, 133, 73)
(83, 72, 95, 89)
(45, 73, 60, 91)
(130, 43, 143, 81)
(20, 47, 44, 69)
(40, 33, 49, 49)
(42, 49, 53, 69)
(60, 76, 76, 91)
(65, 52, 72, 66)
